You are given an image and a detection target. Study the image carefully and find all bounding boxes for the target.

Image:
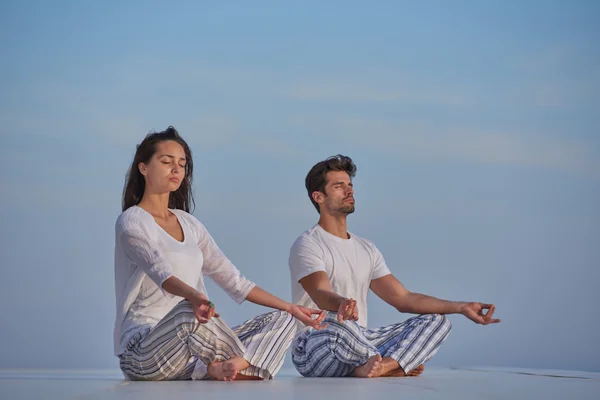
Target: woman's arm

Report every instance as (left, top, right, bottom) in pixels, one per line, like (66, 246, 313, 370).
(120, 228, 217, 323)
(162, 276, 218, 322)
(245, 286, 327, 329)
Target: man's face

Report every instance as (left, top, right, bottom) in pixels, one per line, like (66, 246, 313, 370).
(318, 170, 355, 215)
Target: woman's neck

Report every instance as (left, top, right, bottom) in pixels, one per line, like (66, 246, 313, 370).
(137, 192, 171, 219)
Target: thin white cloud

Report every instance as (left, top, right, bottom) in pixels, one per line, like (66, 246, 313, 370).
(279, 77, 476, 108)
(289, 113, 600, 175)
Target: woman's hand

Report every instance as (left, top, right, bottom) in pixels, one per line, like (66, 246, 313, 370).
(288, 305, 328, 330)
(190, 293, 220, 323)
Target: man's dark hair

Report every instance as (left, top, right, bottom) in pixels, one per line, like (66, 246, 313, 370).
(305, 154, 357, 213)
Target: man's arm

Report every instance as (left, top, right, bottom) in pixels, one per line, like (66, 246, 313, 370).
(299, 271, 358, 322)
(370, 274, 500, 325)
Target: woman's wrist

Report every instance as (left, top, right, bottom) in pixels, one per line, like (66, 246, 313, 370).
(283, 302, 294, 313)
(189, 291, 208, 304)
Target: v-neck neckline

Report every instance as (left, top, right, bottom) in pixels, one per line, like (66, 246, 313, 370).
(135, 206, 187, 244)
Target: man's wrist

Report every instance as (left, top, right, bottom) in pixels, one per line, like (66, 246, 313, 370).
(454, 301, 467, 314)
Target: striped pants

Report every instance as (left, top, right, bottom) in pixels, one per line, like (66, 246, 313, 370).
(119, 301, 296, 381)
(292, 312, 451, 377)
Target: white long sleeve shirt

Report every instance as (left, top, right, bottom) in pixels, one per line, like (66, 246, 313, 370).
(113, 206, 256, 356)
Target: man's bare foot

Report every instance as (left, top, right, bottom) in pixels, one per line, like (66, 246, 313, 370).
(208, 357, 251, 382)
(353, 354, 383, 378)
(382, 364, 425, 377)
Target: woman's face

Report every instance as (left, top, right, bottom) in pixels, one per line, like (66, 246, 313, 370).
(138, 140, 187, 194)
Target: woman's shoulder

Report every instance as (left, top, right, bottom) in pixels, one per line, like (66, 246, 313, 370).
(115, 206, 154, 233)
(170, 209, 204, 231)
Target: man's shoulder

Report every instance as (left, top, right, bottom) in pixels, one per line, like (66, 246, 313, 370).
(291, 225, 321, 247)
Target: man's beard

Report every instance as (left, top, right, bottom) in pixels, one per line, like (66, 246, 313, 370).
(324, 197, 355, 214)
(341, 205, 355, 214)
(338, 202, 355, 214)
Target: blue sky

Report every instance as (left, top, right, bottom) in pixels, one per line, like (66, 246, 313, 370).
(1, 1, 599, 373)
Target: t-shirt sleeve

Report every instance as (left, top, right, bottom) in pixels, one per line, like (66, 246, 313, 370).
(370, 243, 392, 280)
(289, 237, 326, 283)
(191, 218, 256, 304)
(119, 229, 173, 292)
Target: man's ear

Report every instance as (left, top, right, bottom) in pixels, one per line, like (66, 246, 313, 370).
(312, 191, 324, 204)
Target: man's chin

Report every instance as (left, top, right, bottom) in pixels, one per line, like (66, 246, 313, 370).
(342, 206, 355, 214)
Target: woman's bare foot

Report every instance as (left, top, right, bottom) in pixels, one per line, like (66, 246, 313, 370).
(353, 354, 383, 378)
(207, 357, 251, 382)
(233, 374, 263, 381)
(207, 360, 237, 381)
(382, 364, 425, 377)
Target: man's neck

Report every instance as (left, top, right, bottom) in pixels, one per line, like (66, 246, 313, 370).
(318, 213, 350, 239)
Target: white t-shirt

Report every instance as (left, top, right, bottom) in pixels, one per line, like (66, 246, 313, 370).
(113, 206, 256, 356)
(289, 224, 391, 333)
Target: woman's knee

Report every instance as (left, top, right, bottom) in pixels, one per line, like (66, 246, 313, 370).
(269, 309, 295, 324)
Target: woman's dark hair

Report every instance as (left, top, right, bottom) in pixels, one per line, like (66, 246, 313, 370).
(305, 154, 356, 213)
(122, 126, 194, 212)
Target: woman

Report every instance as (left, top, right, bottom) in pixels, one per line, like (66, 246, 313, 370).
(114, 126, 326, 381)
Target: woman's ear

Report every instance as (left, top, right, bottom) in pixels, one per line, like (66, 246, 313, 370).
(138, 162, 148, 176)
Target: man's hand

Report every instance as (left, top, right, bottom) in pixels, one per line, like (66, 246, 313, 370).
(288, 305, 328, 330)
(460, 302, 500, 325)
(190, 293, 220, 323)
(337, 298, 359, 323)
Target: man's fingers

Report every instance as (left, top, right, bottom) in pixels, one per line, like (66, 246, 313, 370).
(484, 304, 495, 315)
(316, 311, 326, 322)
(351, 305, 359, 320)
(483, 318, 501, 325)
(313, 322, 329, 330)
(482, 305, 496, 322)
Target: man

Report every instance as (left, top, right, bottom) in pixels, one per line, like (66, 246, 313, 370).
(289, 155, 500, 378)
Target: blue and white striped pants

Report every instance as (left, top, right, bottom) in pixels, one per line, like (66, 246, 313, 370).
(119, 301, 296, 381)
(292, 312, 452, 377)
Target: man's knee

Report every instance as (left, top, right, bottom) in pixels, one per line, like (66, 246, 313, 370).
(322, 311, 362, 332)
(428, 314, 452, 334)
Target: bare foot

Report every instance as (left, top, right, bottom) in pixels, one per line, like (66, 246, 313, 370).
(208, 357, 251, 382)
(233, 374, 263, 381)
(409, 365, 425, 376)
(383, 364, 425, 377)
(207, 360, 237, 381)
(353, 354, 383, 378)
